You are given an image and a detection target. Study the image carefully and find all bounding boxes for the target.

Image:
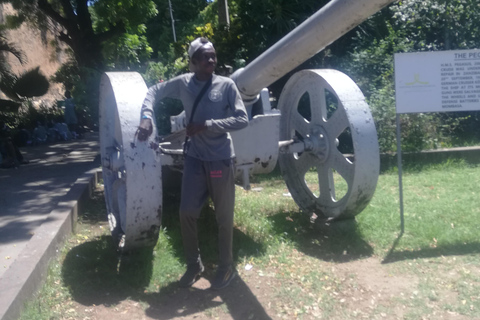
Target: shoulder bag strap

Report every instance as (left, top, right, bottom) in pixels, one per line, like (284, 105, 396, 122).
(183, 76, 213, 155)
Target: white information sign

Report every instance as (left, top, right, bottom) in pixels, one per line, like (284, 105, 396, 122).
(395, 49, 480, 114)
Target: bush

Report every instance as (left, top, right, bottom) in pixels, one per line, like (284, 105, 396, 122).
(51, 61, 101, 130)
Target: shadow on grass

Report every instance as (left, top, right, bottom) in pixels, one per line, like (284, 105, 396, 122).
(62, 235, 271, 319)
(382, 240, 480, 264)
(61, 236, 155, 306)
(268, 211, 374, 263)
(62, 198, 271, 319)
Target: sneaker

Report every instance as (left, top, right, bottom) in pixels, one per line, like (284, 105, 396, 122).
(210, 266, 236, 290)
(179, 261, 204, 287)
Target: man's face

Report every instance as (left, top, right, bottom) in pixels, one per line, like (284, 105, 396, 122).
(192, 47, 217, 75)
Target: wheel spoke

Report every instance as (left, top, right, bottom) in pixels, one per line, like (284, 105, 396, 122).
(323, 105, 349, 139)
(317, 164, 334, 204)
(309, 88, 327, 124)
(331, 151, 355, 184)
(293, 153, 314, 177)
(290, 111, 310, 137)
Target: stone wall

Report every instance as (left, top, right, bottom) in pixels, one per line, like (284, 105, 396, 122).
(0, 3, 69, 105)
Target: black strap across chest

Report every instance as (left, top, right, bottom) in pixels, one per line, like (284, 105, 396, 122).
(183, 76, 213, 154)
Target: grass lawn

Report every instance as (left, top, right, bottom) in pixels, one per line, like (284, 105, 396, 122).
(19, 159, 480, 319)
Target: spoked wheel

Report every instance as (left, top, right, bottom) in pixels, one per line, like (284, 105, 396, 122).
(278, 69, 379, 220)
(99, 72, 162, 251)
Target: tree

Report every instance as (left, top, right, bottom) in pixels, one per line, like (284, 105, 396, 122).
(0, 0, 159, 127)
(1, 0, 158, 71)
(341, 0, 480, 152)
(91, 0, 158, 70)
(145, 0, 210, 61)
(390, 0, 480, 51)
(209, 0, 328, 64)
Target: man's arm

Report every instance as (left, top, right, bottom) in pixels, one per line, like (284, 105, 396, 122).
(140, 82, 163, 121)
(137, 82, 162, 141)
(204, 81, 248, 133)
(137, 79, 180, 141)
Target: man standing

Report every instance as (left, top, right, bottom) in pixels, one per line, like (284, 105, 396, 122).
(64, 90, 78, 139)
(137, 38, 248, 289)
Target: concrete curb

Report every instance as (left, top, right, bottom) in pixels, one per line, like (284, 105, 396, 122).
(0, 167, 101, 320)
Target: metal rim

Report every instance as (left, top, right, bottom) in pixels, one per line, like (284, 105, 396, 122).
(278, 69, 379, 219)
(99, 72, 162, 250)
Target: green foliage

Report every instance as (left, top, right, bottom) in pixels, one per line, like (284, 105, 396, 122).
(367, 84, 397, 152)
(185, 0, 329, 73)
(1, 99, 63, 133)
(390, 0, 480, 51)
(143, 0, 329, 77)
(364, 80, 464, 152)
(219, 0, 327, 62)
(91, 0, 157, 71)
(340, 0, 480, 153)
(51, 61, 101, 127)
(50, 61, 80, 92)
(91, 0, 158, 31)
(142, 61, 170, 87)
(102, 31, 153, 70)
(145, 0, 210, 60)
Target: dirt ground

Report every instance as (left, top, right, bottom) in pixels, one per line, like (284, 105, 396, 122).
(64, 249, 476, 320)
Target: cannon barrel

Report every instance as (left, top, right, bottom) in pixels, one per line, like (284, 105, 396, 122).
(231, 0, 395, 102)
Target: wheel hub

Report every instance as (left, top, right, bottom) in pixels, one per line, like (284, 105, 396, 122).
(304, 125, 329, 163)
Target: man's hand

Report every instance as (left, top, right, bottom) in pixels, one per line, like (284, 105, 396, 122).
(137, 118, 153, 141)
(186, 123, 206, 137)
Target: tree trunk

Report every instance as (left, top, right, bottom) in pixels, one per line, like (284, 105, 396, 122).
(218, 0, 230, 27)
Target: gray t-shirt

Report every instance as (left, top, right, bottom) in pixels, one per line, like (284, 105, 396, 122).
(141, 73, 248, 161)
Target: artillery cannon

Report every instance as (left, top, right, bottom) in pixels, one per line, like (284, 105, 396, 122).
(99, 0, 395, 251)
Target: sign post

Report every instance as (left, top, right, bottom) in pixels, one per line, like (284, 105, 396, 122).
(394, 49, 480, 233)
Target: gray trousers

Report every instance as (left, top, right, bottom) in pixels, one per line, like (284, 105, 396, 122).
(179, 156, 235, 269)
